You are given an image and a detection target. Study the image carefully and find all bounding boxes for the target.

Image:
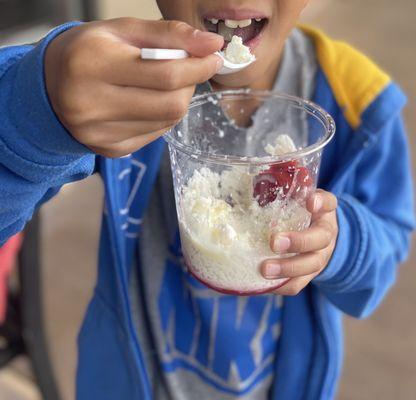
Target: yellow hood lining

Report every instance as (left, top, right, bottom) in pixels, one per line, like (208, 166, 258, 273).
(300, 25, 391, 129)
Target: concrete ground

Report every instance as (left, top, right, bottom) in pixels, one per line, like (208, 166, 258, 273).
(0, 0, 415, 399)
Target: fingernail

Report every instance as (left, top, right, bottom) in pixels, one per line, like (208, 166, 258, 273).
(273, 236, 291, 253)
(193, 29, 221, 40)
(313, 194, 323, 212)
(264, 263, 282, 279)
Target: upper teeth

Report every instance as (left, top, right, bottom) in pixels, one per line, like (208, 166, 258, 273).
(207, 18, 262, 28)
(224, 19, 252, 28)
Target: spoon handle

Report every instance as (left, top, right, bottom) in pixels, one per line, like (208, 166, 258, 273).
(140, 48, 253, 76)
(140, 48, 189, 60)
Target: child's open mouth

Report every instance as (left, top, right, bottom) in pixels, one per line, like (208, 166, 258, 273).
(203, 16, 268, 50)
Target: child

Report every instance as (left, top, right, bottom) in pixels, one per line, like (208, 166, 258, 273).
(0, 1, 414, 399)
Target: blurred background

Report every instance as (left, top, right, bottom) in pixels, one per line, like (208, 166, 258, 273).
(0, 0, 415, 399)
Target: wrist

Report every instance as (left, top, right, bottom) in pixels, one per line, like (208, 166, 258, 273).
(0, 22, 95, 183)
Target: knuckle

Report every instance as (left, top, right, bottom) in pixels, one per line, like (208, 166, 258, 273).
(167, 20, 192, 36)
(109, 17, 142, 38)
(62, 35, 93, 78)
(286, 262, 296, 277)
(295, 234, 307, 252)
(63, 30, 109, 79)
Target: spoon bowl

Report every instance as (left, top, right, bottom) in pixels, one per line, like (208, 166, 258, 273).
(214, 51, 255, 74)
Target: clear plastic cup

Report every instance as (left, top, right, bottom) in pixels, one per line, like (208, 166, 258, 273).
(164, 90, 335, 295)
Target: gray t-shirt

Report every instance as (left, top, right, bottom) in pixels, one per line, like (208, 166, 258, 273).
(132, 28, 317, 400)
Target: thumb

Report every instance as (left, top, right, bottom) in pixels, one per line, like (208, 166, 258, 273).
(109, 18, 224, 57)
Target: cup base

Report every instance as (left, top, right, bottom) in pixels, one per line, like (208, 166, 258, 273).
(185, 260, 290, 296)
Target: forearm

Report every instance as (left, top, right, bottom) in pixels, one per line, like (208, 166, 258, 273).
(314, 193, 413, 318)
(0, 22, 95, 244)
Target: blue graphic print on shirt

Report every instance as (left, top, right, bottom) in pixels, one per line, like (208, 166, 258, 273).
(157, 236, 283, 395)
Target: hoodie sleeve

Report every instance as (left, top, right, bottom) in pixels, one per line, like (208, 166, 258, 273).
(313, 112, 415, 318)
(0, 22, 96, 246)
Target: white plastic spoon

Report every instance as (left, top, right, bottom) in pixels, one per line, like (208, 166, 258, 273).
(140, 48, 255, 75)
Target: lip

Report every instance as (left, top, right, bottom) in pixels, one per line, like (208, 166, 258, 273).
(201, 8, 268, 51)
(202, 8, 268, 21)
(244, 29, 264, 50)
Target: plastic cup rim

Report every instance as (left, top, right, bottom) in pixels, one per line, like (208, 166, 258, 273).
(164, 89, 336, 166)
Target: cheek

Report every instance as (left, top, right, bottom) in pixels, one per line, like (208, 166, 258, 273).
(277, 0, 309, 25)
(156, 0, 196, 23)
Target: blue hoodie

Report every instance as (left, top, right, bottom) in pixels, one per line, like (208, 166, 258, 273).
(0, 23, 414, 399)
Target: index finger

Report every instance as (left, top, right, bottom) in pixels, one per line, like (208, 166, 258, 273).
(99, 41, 222, 90)
(108, 18, 224, 57)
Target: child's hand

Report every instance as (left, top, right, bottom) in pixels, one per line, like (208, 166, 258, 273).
(261, 189, 338, 295)
(44, 18, 224, 157)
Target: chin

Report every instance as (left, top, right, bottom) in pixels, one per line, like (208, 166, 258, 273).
(211, 73, 254, 88)
(211, 62, 271, 89)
